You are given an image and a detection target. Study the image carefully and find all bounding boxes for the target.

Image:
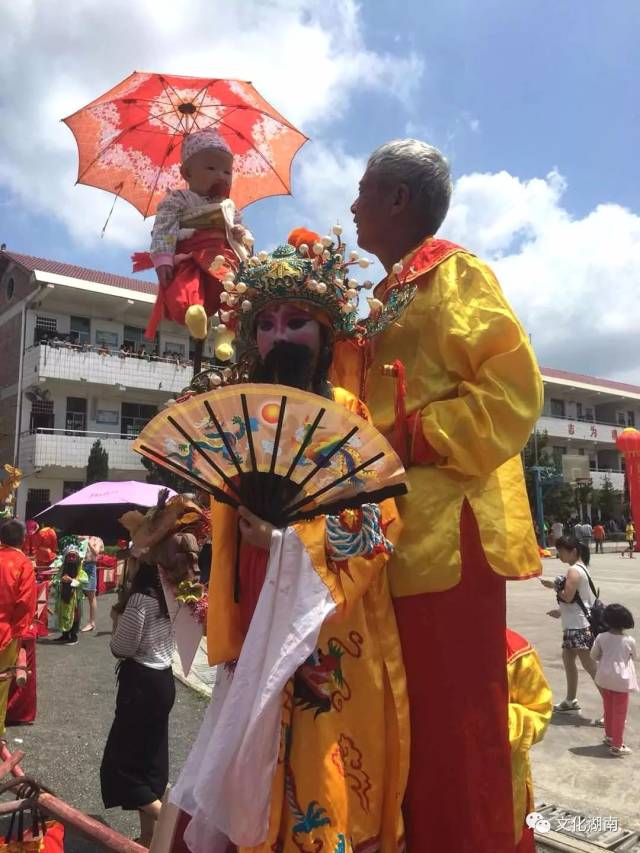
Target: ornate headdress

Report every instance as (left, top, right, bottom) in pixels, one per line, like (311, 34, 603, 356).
(215, 227, 376, 345)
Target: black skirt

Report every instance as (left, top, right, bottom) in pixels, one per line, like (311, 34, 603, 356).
(100, 659, 176, 810)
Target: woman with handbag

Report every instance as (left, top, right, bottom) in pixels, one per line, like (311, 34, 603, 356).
(100, 561, 176, 847)
(540, 535, 603, 716)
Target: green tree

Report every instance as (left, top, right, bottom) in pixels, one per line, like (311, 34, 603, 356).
(141, 456, 193, 494)
(594, 476, 623, 521)
(543, 483, 577, 523)
(85, 439, 109, 485)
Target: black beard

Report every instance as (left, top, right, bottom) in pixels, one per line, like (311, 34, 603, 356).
(254, 341, 315, 390)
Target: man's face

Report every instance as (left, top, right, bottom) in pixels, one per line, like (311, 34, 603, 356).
(350, 168, 393, 252)
(256, 304, 321, 362)
(181, 148, 233, 199)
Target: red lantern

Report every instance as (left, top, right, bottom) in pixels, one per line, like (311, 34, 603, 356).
(616, 428, 640, 551)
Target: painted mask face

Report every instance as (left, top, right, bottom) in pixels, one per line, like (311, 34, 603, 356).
(255, 303, 322, 362)
(182, 148, 233, 199)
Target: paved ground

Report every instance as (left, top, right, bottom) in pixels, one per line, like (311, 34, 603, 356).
(1, 554, 637, 850)
(508, 551, 640, 833)
(1, 593, 208, 851)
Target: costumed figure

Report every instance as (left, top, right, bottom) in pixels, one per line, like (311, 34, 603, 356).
(133, 129, 254, 342)
(0, 465, 22, 520)
(24, 522, 58, 568)
(0, 519, 37, 734)
(139, 230, 410, 853)
(506, 629, 552, 852)
(51, 545, 88, 645)
(334, 139, 543, 852)
(118, 491, 208, 674)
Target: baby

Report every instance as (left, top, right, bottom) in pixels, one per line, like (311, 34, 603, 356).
(136, 129, 253, 341)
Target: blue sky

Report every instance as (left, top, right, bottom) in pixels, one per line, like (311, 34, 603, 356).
(2, 0, 639, 380)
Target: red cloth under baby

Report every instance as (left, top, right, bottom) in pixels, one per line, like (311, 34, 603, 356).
(132, 230, 239, 340)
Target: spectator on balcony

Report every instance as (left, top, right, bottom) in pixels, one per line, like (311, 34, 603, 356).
(98, 343, 110, 357)
(137, 345, 149, 360)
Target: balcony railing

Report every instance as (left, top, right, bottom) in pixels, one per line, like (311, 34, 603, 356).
(22, 343, 196, 395)
(18, 428, 146, 474)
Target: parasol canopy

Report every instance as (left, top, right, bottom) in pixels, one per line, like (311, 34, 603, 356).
(34, 480, 177, 541)
(62, 71, 309, 217)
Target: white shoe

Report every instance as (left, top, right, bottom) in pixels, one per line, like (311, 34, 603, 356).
(554, 699, 581, 712)
(602, 735, 613, 745)
(610, 745, 632, 757)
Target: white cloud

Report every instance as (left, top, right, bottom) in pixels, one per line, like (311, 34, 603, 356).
(0, 0, 423, 250)
(444, 170, 640, 382)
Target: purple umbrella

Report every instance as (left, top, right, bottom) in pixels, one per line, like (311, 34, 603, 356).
(34, 481, 177, 541)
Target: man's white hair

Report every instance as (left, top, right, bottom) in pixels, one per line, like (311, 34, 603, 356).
(366, 139, 452, 234)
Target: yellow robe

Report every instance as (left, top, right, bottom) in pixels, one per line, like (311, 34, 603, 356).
(206, 388, 409, 853)
(506, 630, 552, 843)
(335, 238, 543, 596)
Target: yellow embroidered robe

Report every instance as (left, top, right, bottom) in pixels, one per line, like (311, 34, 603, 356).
(205, 389, 409, 853)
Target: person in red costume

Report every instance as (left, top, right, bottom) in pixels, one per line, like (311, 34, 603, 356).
(133, 128, 254, 342)
(334, 139, 543, 852)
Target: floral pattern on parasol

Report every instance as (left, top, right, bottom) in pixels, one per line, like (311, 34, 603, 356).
(63, 71, 309, 216)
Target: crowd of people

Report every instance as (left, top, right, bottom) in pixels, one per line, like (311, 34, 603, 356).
(545, 516, 636, 556)
(38, 335, 199, 368)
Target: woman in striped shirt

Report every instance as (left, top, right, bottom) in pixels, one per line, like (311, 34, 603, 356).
(100, 562, 176, 847)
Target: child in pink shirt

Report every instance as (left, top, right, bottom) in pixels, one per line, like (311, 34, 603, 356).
(591, 604, 638, 756)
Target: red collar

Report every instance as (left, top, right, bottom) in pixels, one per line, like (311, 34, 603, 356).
(377, 237, 470, 299)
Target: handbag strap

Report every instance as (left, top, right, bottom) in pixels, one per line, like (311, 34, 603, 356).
(574, 591, 591, 620)
(577, 562, 600, 600)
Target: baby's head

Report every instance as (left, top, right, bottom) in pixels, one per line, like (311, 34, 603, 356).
(181, 129, 233, 200)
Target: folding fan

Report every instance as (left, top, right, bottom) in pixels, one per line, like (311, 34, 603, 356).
(133, 383, 408, 527)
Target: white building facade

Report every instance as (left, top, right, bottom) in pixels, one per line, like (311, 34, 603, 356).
(537, 367, 639, 492)
(0, 251, 219, 521)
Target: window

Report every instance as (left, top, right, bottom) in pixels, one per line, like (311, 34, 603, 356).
(62, 481, 84, 499)
(29, 400, 54, 433)
(552, 445, 567, 469)
(617, 412, 627, 427)
(70, 316, 91, 345)
(578, 448, 585, 456)
(585, 408, 594, 422)
(628, 411, 636, 427)
(550, 398, 565, 418)
(34, 316, 57, 344)
(96, 329, 119, 349)
(121, 402, 157, 438)
(66, 397, 87, 435)
(5, 277, 14, 301)
(576, 403, 583, 420)
(25, 488, 50, 521)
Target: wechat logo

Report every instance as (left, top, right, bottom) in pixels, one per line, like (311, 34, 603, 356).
(526, 812, 551, 834)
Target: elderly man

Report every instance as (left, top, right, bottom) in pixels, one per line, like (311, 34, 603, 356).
(339, 140, 543, 852)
